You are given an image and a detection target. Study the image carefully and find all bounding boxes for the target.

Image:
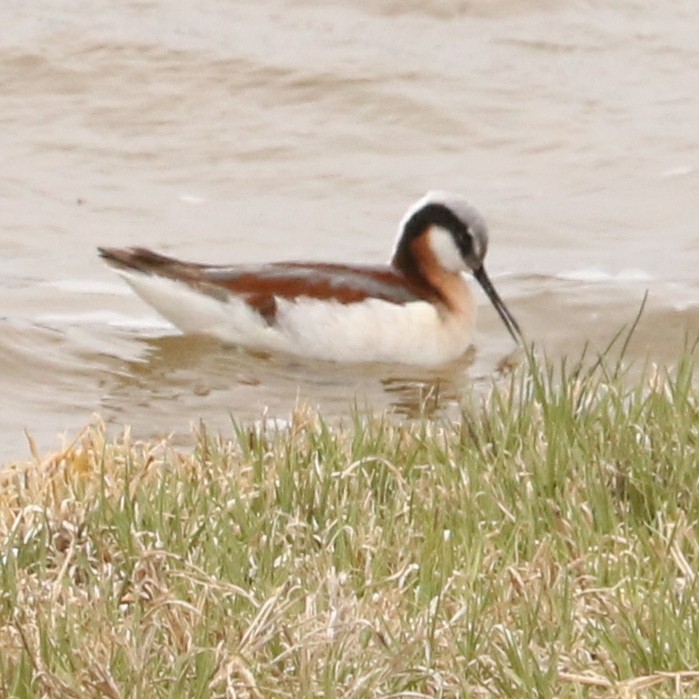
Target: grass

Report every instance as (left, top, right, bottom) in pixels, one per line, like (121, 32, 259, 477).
(1, 336, 699, 697)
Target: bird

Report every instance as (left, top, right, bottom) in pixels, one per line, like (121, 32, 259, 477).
(99, 191, 522, 367)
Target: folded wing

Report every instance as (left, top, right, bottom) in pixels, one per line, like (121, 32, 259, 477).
(98, 247, 439, 325)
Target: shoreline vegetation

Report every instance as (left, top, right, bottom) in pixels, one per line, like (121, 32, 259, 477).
(1, 333, 699, 697)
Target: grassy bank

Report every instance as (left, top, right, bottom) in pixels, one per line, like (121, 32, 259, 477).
(1, 344, 699, 698)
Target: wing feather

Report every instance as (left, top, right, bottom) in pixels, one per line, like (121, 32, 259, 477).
(99, 247, 441, 325)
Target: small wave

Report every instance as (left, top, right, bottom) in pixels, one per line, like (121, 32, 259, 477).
(660, 165, 696, 178)
(35, 311, 174, 332)
(43, 280, 132, 295)
(556, 268, 653, 283)
(178, 193, 205, 205)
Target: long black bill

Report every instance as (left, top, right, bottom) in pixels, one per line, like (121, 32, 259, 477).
(473, 266, 523, 344)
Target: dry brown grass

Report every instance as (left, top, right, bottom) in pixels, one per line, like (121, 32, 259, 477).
(1, 349, 699, 697)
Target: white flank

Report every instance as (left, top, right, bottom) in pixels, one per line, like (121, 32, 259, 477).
(117, 269, 477, 367)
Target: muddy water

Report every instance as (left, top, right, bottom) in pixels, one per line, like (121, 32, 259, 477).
(1, 0, 698, 463)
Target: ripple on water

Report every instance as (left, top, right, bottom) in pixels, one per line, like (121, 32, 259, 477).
(1, 311, 499, 466)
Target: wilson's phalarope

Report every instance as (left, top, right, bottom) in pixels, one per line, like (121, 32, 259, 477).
(99, 191, 522, 366)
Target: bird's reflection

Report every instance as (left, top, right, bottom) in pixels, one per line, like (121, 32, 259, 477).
(97, 332, 495, 435)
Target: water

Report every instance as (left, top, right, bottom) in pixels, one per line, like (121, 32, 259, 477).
(1, 0, 698, 463)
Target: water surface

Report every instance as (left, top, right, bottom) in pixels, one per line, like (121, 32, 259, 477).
(1, 0, 698, 462)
